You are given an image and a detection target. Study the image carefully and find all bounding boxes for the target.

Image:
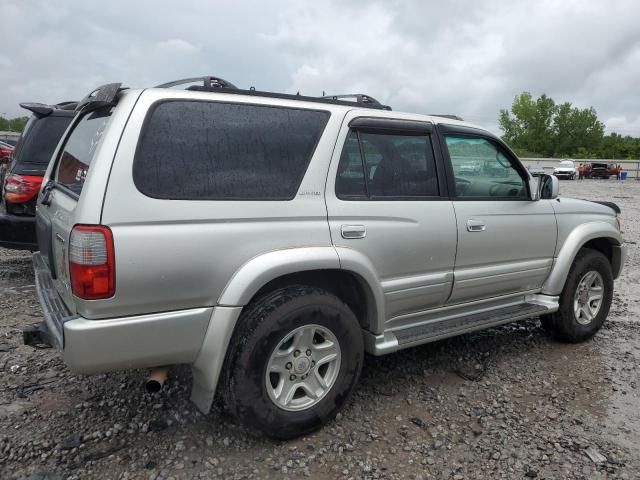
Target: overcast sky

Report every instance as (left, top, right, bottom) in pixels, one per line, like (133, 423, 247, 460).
(1, 0, 639, 136)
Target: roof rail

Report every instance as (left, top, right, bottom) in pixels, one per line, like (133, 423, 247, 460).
(76, 83, 124, 112)
(321, 93, 388, 108)
(185, 86, 392, 110)
(429, 114, 464, 121)
(155, 76, 238, 89)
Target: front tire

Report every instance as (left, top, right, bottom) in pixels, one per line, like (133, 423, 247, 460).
(221, 286, 364, 440)
(540, 249, 613, 343)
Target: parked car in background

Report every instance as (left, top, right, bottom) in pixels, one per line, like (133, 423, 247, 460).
(0, 131, 21, 147)
(0, 102, 76, 250)
(586, 162, 616, 179)
(458, 161, 482, 175)
(27, 78, 626, 440)
(527, 164, 545, 177)
(553, 160, 576, 180)
(0, 140, 14, 164)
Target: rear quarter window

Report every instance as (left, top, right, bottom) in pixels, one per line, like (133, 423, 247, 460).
(55, 108, 111, 195)
(133, 101, 330, 200)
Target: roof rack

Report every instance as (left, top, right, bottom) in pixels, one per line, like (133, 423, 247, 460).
(186, 86, 392, 110)
(429, 114, 464, 121)
(76, 83, 124, 112)
(155, 76, 237, 89)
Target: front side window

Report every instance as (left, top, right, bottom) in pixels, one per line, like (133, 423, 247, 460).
(55, 108, 111, 195)
(133, 101, 329, 200)
(445, 136, 527, 198)
(336, 130, 439, 199)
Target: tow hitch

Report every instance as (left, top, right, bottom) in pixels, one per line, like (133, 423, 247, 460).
(23, 323, 53, 349)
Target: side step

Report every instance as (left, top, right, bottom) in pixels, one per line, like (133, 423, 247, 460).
(367, 302, 553, 355)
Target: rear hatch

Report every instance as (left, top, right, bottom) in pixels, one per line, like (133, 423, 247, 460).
(37, 107, 113, 313)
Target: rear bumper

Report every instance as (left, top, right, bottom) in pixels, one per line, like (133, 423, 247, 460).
(0, 210, 37, 250)
(31, 252, 212, 374)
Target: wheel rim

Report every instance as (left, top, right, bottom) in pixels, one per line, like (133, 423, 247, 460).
(573, 270, 604, 325)
(265, 324, 341, 412)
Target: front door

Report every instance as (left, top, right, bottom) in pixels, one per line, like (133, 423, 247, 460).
(325, 114, 457, 325)
(440, 127, 557, 304)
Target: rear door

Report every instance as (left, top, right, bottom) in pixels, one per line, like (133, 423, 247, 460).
(439, 124, 557, 304)
(37, 108, 112, 311)
(325, 113, 457, 326)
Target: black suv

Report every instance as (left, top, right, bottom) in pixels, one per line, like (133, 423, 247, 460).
(0, 102, 76, 250)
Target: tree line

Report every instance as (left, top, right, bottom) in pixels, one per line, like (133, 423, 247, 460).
(499, 92, 640, 159)
(0, 115, 29, 133)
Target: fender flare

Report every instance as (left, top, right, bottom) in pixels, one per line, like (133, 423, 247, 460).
(190, 246, 385, 413)
(218, 246, 341, 305)
(542, 222, 623, 295)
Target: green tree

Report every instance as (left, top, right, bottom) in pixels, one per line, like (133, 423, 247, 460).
(0, 115, 29, 132)
(499, 92, 556, 156)
(499, 92, 612, 158)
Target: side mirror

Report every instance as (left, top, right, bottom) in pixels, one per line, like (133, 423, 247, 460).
(539, 174, 559, 200)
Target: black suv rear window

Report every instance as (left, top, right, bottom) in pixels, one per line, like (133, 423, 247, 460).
(12, 115, 73, 175)
(55, 108, 111, 195)
(133, 101, 329, 200)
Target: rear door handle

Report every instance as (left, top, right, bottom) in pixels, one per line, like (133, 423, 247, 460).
(466, 219, 486, 232)
(341, 224, 366, 239)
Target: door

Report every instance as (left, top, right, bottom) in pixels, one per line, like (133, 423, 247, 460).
(325, 114, 457, 323)
(440, 127, 557, 304)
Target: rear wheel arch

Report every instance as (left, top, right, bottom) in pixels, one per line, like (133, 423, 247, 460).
(248, 269, 379, 333)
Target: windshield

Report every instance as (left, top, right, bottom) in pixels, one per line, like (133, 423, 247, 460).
(558, 161, 574, 168)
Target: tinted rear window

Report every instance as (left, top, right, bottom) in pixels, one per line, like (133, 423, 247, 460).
(55, 108, 111, 195)
(133, 101, 329, 200)
(12, 116, 72, 174)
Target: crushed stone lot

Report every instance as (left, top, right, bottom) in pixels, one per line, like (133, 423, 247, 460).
(1, 180, 639, 480)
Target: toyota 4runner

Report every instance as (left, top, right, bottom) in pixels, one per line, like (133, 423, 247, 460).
(27, 77, 626, 439)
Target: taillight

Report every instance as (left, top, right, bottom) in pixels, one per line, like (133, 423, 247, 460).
(4, 174, 43, 203)
(69, 225, 115, 300)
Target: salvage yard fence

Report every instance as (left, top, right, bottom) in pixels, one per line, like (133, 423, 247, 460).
(521, 158, 640, 179)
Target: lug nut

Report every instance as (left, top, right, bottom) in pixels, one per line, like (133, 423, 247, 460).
(289, 374, 296, 381)
(294, 350, 301, 357)
(306, 349, 312, 356)
(286, 362, 292, 370)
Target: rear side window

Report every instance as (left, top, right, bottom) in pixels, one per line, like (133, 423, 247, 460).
(336, 130, 439, 199)
(55, 108, 111, 195)
(12, 115, 73, 175)
(133, 101, 330, 200)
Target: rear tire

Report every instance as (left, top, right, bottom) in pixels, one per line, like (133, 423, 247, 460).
(221, 285, 364, 440)
(541, 249, 613, 343)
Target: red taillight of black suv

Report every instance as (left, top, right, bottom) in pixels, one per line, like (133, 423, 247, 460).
(4, 173, 43, 204)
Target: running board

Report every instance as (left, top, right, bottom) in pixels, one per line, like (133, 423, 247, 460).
(365, 301, 554, 356)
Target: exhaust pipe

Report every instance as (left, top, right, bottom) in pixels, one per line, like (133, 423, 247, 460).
(146, 367, 168, 393)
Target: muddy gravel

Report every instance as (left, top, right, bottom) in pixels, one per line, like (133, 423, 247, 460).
(1, 180, 639, 479)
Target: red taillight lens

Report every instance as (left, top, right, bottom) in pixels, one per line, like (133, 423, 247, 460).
(69, 225, 115, 300)
(4, 174, 43, 203)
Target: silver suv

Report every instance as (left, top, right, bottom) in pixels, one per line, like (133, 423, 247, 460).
(28, 77, 626, 439)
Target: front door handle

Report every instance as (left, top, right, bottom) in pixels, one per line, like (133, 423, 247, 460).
(466, 219, 486, 232)
(341, 224, 366, 239)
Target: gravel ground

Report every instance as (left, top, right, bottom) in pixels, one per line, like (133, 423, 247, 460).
(1, 180, 639, 480)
